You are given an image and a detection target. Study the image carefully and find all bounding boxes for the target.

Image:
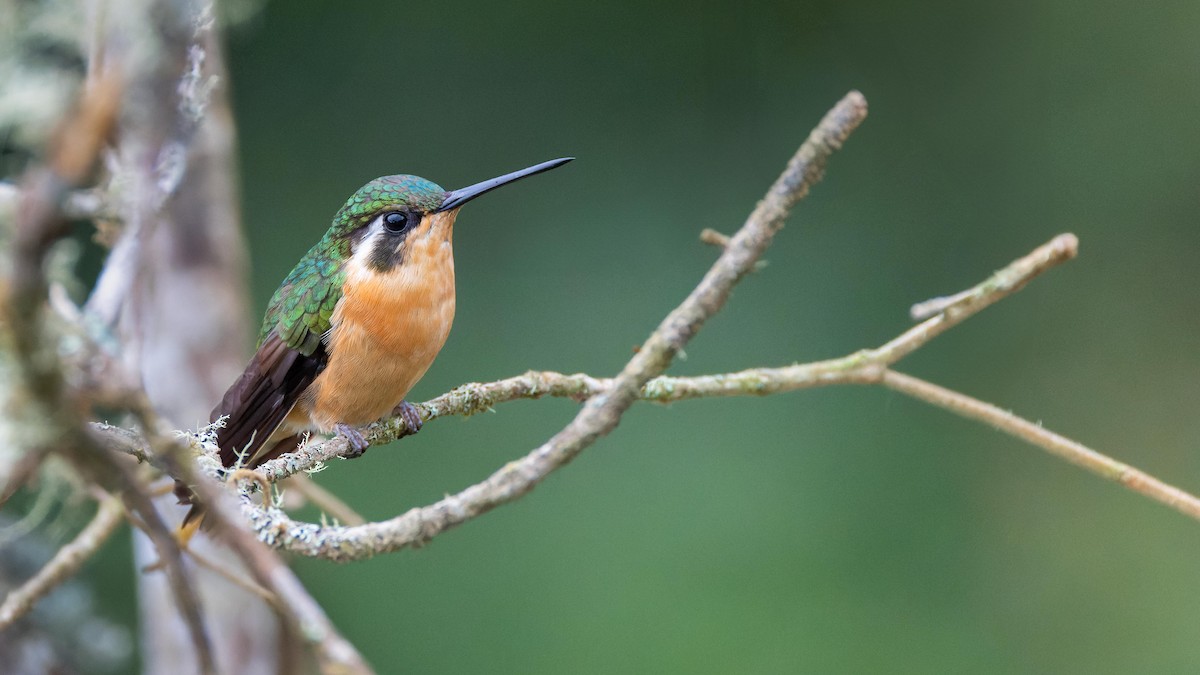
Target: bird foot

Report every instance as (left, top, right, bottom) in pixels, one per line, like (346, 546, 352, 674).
(334, 423, 369, 458)
(392, 400, 424, 437)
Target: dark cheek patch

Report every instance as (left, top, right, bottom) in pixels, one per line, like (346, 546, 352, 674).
(366, 233, 406, 272)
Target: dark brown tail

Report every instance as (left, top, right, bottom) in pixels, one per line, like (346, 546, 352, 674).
(170, 331, 322, 545)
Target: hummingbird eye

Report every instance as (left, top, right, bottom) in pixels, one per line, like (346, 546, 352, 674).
(383, 211, 410, 234)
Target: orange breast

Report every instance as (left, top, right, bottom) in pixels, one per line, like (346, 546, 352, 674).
(292, 219, 456, 431)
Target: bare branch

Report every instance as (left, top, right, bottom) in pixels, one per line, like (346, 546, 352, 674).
(0, 495, 125, 629)
(880, 233, 1078, 364)
(909, 288, 976, 321)
(908, 234, 1077, 321)
(878, 370, 1200, 521)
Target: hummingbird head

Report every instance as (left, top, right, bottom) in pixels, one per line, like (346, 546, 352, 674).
(326, 157, 573, 274)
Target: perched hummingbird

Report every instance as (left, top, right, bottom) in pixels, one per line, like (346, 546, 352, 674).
(177, 157, 573, 536)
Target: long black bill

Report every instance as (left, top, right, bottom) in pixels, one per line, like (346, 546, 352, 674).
(436, 157, 574, 212)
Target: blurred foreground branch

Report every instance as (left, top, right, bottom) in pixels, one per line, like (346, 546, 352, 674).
(0, 4, 367, 669)
(0, 495, 125, 630)
(3, 70, 217, 674)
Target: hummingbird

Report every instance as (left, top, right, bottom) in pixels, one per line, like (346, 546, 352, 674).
(177, 157, 573, 537)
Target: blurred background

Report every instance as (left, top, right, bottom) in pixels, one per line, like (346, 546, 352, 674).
(27, 0, 1200, 671)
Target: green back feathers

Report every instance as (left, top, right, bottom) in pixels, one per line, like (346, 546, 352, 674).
(258, 245, 346, 354)
(258, 174, 448, 354)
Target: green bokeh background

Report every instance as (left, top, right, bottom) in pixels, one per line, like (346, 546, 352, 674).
(94, 0, 1200, 672)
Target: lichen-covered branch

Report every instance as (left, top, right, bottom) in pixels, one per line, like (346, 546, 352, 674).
(130, 401, 372, 675)
(182, 458, 373, 675)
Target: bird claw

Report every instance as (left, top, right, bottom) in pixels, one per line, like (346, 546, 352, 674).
(392, 400, 424, 436)
(334, 423, 369, 458)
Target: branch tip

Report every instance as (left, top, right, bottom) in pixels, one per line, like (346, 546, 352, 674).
(909, 232, 1080, 321)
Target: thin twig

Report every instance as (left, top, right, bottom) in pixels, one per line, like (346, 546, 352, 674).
(0, 448, 51, 510)
(908, 232, 1076, 321)
(0, 494, 126, 629)
(879, 370, 1200, 521)
(92, 422, 155, 464)
(873, 233, 1078, 365)
(909, 288, 975, 321)
(699, 228, 730, 248)
(288, 475, 366, 527)
(185, 547, 282, 610)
